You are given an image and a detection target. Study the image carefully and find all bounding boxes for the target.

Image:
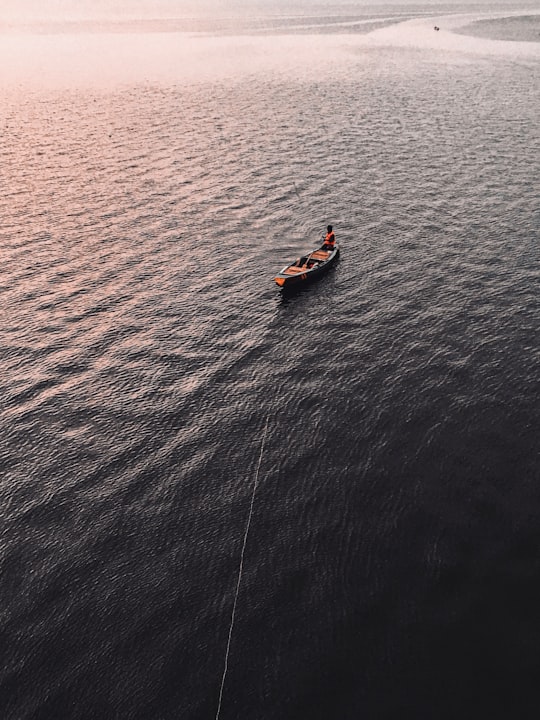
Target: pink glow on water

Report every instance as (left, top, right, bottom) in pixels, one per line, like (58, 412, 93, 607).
(0, 31, 354, 89)
(1, 5, 538, 90)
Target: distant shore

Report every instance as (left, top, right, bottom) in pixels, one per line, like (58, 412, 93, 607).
(455, 14, 540, 43)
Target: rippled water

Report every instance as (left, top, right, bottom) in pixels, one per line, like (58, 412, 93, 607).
(1, 5, 539, 719)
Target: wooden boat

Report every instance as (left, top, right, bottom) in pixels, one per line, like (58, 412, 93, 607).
(274, 244, 340, 288)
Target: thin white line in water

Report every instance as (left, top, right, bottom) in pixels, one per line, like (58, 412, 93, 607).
(215, 415, 270, 720)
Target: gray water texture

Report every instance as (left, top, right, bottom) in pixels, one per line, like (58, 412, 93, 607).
(1, 6, 539, 720)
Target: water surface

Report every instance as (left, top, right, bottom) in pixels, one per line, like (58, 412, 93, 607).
(1, 4, 539, 719)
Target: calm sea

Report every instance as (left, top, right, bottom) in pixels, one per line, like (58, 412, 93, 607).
(1, 4, 539, 719)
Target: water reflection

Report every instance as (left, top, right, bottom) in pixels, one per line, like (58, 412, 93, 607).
(1, 7, 537, 90)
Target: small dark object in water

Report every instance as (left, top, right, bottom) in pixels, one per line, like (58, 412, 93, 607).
(434, 26, 440, 31)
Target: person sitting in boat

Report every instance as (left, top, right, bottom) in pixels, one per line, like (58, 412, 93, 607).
(322, 225, 335, 250)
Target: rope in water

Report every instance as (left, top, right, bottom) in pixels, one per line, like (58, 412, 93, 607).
(214, 415, 270, 720)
